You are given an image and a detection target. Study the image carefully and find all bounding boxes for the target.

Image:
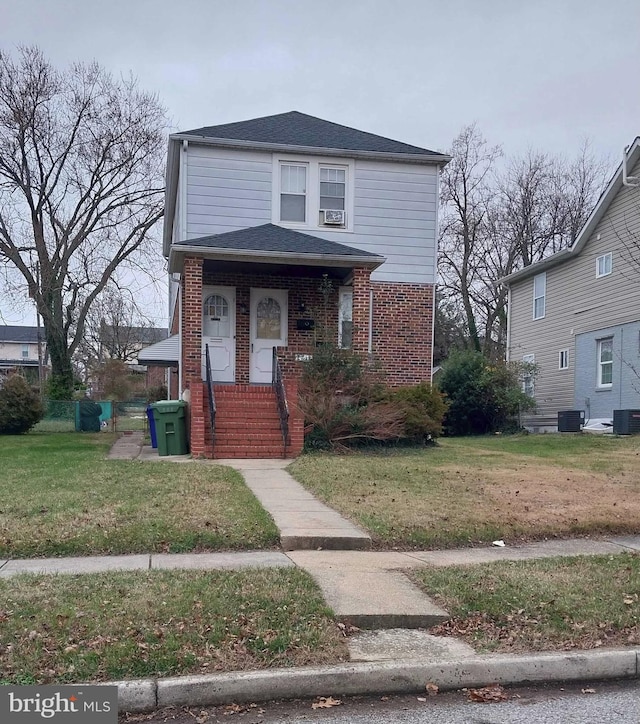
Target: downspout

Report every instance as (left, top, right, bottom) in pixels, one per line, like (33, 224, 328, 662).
(431, 167, 440, 381)
(368, 288, 373, 354)
(622, 146, 640, 187)
(505, 285, 512, 362)
(178, 281, 183, 399)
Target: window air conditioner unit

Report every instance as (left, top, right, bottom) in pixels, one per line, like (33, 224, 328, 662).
(322, 209, 346, 225)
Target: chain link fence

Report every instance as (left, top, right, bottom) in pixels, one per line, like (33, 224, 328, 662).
(33, 399, 150, 434)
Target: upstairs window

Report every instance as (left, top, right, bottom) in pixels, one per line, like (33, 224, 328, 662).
(320, 167, 346, 211)
(597, 338, 613, 388)
(22, 344, 29, 359)
(596, 252, 612, 278)
(280, 164, 307, 222)
(533, 273, 546, 320)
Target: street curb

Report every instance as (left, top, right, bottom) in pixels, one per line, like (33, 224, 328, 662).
(112, 648, 639, 712)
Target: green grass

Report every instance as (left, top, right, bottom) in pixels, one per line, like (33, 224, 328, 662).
(0, 568, 347, 683)
(411, 553, 640, 652)
(0, 433, 278, 557)
(289, 434, 640, 549)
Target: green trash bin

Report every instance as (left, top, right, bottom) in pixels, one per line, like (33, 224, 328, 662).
(151, 400, 188, 456)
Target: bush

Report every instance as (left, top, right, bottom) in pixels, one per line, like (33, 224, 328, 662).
(438, 350, 535, 436)
(0, 375, 44, 434)
(390, 382, 448, 443)
(298, 345, 404, 450)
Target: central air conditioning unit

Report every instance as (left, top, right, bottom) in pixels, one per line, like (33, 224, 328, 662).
(557, 410, 585, 432)
(322, 209, 346, 225)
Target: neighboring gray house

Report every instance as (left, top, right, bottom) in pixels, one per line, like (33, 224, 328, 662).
(501, 137, 640, 431)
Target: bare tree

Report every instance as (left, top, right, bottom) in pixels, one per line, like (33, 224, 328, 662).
(0, 47, 167, 398)
(439, 127, 608, 359)
(438, 124, 502, 354)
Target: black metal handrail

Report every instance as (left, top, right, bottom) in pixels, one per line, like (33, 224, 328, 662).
(272, 347, 289, 457)
(204, 344, 216, 444)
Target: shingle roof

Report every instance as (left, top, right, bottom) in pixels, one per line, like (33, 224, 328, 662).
(101, 325, 168, 345)
(0, 325, 43, 343)
(180, 111, 440, 157)
(175, 223, 383, 259)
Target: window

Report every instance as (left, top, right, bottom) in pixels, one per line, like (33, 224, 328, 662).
(533, 273, 546, 320)
(256, 297, 282, 340)
(21, 344, 29, 359)
(280, 164, 307, 222)
(320, 167, 346, 211)
(559, 349, 569, 370)
(338, 287, 353, 349)
(274, 157, 353, 229)
(522, 354, 535, 397)
(203, 294, 230, 337)
(596, 253, 612, 278)
(597, 338, 613, 387)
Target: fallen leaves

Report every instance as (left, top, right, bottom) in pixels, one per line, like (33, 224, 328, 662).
(426, 682, 439, 696)
(311, 696, 342, 709)
(468, 684, 508, 703)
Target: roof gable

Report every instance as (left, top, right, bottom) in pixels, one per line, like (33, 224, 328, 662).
(180, 111, 440, 157)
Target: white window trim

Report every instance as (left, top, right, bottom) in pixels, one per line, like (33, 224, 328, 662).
(522, 354, 535, 396)
(532, 272, 546, 320)
(338, 286, 353, 349)
(596, 252, 612, 278)
(272, 154, 355, 232)
(597, 338, 613, 388)
(559, 349, 569, 370)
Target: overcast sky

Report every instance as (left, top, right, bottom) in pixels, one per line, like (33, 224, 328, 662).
(2, 0, 639, 325)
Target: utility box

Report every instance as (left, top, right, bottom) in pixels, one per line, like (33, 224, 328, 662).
(613, 409, 640, 435)
(151, 400, 188, 456)
(557, 410, 585, 433)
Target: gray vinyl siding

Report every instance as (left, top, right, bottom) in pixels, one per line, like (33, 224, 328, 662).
(353, 160, 437, 283)
(185, 146, 272, 237)
(574, 322, 640, 418)
(181, 146, 438, 285)
(508, 171, 640, 421)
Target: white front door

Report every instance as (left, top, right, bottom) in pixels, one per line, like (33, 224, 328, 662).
(250, 288, 288, 383)
(202, 286, 236, 383)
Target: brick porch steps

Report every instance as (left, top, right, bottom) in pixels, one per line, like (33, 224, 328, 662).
(204, 384, 296, 459)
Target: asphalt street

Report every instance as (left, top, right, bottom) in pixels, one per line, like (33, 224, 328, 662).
(120, 679, 640, 724)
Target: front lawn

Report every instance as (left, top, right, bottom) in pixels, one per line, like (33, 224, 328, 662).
(0, 568, 347, 684)
(0, 433, 278, 557)
(289, 434, 640, 548)
(412, 553, 640, 652)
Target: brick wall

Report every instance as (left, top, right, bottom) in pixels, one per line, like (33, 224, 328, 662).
(371, 281, 434, 386)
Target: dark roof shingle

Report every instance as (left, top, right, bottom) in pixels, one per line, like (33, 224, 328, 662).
(0, 325, 43, 343)
(180, 111, 440, 156)
(175, 223, 383, 259)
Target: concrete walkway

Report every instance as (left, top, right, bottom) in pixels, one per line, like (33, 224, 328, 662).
(107, 431, 144, 459)
(220, 458, 372, 551)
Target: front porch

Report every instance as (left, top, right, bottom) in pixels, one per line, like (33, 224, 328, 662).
(171, 224, 384, 459)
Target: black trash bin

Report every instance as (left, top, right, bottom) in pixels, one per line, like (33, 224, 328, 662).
(78, 398, 103, 432)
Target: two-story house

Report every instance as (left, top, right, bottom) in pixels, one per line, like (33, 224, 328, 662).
(0, 325, 48, 383)
(140, 112, 450, 457)
(501, 137, 640, 431)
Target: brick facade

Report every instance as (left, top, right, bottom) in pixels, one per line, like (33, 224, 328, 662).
(178, 255, 434, 456)
(371, 281, 434, 386)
